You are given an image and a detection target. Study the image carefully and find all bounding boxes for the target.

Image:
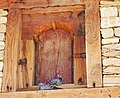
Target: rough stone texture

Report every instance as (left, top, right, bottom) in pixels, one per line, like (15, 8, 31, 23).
(0, 51, 4, 61)
(0, 33, 5, 41)
(101, 17, 120, 28)
(102, 38, 119, 44)
(0, 78, 1, 91)
(101, 28, 114, 38)
(103, 67, 120, 74)
(114, 28, 120, 36)
(0, 17, 7, 24)
(103, 58, 120, 66)
(0, 24, 6, 32)
(0, 9, 8, 17)
(102, 44, 120, 50)
(0, 72, 2, 77)
(0, 42, 5, 50)
(0, 62, 3, 72)
(103, 75, 120, 84)
(100, 7, 118, 17)
(0, 9, 7, 91)
(102, 51, 120, 57)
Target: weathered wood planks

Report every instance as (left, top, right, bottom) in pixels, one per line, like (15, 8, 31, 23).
(2, 9, 22, 92)
(0, 0, 85, 9)
(22, 5, 85, 15)
(0, 87, 120, 98)
(85, 0, 102, 87)
(17, 40, 35, 89)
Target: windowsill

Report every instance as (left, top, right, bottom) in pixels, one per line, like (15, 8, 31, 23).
(17, 84, 87, 92)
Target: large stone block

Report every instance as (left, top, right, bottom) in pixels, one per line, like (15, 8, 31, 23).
(103, 58, 120, 66)
(101, 28, 114, 38)
(0, 33, 5, 41)
(0, 17, 7, 24)
(103, 75, 120, 84)
(0, 42, 5, 50)
(102, 44, 120, 50)
(102, 51, 120, 57)
(0, 24, 6, 32)
(101, 17, 120, 28)
(103, 67, 120, 74)
(0, 9, 8, 16)
(0, 51, 4, 61)
(102, 38, 119, 45)
(100, 7, 118, 17)
(0, 62, 3, 72)
(0, 72, 2, 77)
(114, 28, 120, 37)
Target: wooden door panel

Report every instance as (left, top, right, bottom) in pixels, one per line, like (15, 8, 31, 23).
(37, 29, 72, 84)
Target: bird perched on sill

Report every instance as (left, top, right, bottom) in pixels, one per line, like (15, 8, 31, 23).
(46, 74, 63, 86)
(38, 74, 64, 90)
(38, 83, 61, 90)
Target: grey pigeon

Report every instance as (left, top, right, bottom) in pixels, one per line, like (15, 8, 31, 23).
(38, 83, 62, 90)
(38, 83, 54, 90)
(46, 74, 63, 86)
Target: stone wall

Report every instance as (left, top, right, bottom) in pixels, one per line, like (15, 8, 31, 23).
(100, 1, 120, 86)
(0, 9, 7, 91)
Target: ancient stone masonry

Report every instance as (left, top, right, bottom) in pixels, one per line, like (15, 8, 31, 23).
(0, 9, 7, 91)
(100, 1, 120, 87)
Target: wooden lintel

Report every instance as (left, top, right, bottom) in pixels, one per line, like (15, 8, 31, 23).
(22, 5, 85, 14)
(0, 87, 120, 98)
(0, 0, 8, 9)
(85, 0, 102, 87)
(0, 0, 85, 9)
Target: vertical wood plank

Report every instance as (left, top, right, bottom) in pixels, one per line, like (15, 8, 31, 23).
(17, 40, 35, 89)
(85, 0, 102, 87)
(2, 9, 22, 92)
(26, 40, 35, 87)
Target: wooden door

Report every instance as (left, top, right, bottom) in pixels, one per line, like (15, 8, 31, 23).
(37, 29, 72, 84)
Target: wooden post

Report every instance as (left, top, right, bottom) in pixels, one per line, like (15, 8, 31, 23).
(85, 0, 102, 87)
(2, 9, 22, 92)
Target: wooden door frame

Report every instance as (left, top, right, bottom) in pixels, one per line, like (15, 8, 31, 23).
(1, 0, 102, 92)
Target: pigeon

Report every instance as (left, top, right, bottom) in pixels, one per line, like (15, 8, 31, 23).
(46, 74, 63, 86)
(38, 83, 62, 90)
(38, 83, 54, 90)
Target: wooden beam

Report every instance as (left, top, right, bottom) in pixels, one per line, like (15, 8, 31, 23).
(22, 5, 85, 14)
(0, 87, 120, 98)
(0, 0, 8, 9)
(0, 0, 85, 9)
(2, 9, 22, 92)
(85, 0, 102, 87)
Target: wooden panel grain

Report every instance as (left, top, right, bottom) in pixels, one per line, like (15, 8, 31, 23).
(85, 0, 102, 87)
(2, 9, 22, 92)
(74, 11, 86, 85)
(17, 40, 35, 89)
(37, 29, 72, 84)
(22, 11, 82, 40)
(22, 5, 85, 15)
(26, 40, 35, 87)
(0, 0, 8, 9)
